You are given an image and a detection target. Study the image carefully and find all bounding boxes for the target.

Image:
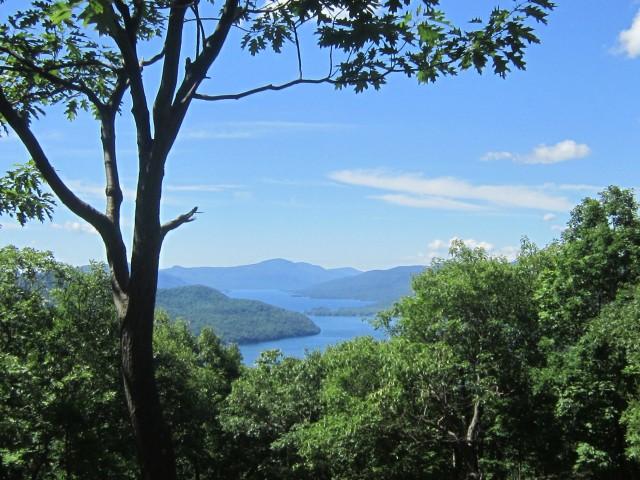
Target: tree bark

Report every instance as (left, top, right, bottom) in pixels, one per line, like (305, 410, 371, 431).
(117, 147, 176, 479)
(119, 249, 177, 480)
(457, 398, 483, 480)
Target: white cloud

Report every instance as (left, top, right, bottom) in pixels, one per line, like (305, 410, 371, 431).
(526, 140, 591, 164)
(483, 140, 591, 165)
(427, 239, 447, 250)
(481, 151, 515, 161)
(0, 223, 23, 230)
(543, 213, 556, 222)
(551, 224, 567, 232)
(453, 237, 494, 251)
(261, 178, 340, 188)
(371, 194, 485, 211)
(618, 10, 640, 58)
(330, 169, 573, 212)
(551, 183, 602, 192)
(52, 221, 98, 235)
(182, 130, 254, 140)
(494, 245, 520, 261)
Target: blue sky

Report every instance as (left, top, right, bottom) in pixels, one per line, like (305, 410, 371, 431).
(2, 1, 640, 270)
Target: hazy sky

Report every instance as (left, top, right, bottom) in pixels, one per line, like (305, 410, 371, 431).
(2, 1, 639, 270)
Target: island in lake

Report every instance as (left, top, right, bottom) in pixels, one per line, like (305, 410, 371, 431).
(156, 285, 320, 344)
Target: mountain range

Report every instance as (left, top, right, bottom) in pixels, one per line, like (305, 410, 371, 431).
(149, 259, 428, 344)
(297, 265, 425, 306)
(158, 259, 425, 309)
(159, 258, 360, 291)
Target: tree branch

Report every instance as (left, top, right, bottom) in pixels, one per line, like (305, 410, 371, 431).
(107, 71, 129, 112)
(0, 85, 126, 251)
(140, 49, 166, 69)
(183, 17, 252, 34)
(151, 0, 240, 160)
(153, 1, 190, 135)
(466, 398, 482, 443)
(293, 22, 302, 78)
(193, 77, 336, 101)
(103, 4, 153, 156)
(161, 206, 199, 237)
(0, 47, 105, 109)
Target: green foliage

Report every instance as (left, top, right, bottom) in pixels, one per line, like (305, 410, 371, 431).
(0, 0, 554, 130)
(0, 161, 54, 226)
(220, 350, 326, 479)
(0, 0, 165, 123)
(239, 0, 554, 92)
(537, 284, 640, 477)
(221, 192, 640, 479)
(536, 186, 640, 346)
(154, 313, 242, 479)
(0, 247, 241, 479)
(4, 186, 640, 479)
(0, 247, 135, 479)
(156, 285, 320, 344)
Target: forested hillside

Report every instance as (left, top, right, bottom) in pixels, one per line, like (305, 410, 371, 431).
(298, 265, 425, 313)
(156, 285, 320, 343)
(2, 187, 640, 478)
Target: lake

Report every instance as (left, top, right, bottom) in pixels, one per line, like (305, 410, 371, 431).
(225, 289, 387, 365)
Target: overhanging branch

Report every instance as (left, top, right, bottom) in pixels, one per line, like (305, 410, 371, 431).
(0, 47, 106, 109)
(193, 77, 336, 101)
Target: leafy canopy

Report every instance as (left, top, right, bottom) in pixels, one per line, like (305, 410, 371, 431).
(0, 0, 554, 127)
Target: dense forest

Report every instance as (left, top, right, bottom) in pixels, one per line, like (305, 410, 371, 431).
(1, 186, 640, 479)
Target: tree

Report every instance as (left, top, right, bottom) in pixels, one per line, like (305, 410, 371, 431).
(0, 246, 242, 478)
(0, 1, 555, 477)
(378, 241, 545, 478)
(0, 161, 54, 227)
(0, 247, 137, 479)
(536, 186, 640, 347)
(530, 188, 640, 477)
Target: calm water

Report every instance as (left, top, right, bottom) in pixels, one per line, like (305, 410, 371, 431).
(225, 289, 386, 365)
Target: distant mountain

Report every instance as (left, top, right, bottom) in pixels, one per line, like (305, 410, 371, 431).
(297, 265, 426, 307)
(160, 259, 361, 291)
(157, 271, 188, 289)
(156, 285, 320, 344)
(79, 264, 188, 290)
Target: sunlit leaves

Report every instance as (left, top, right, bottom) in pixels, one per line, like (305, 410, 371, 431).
(0, 161, 55, 226)
(239, 0, 554, 90)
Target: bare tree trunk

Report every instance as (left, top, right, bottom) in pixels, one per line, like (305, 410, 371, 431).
(119, 258, 177, 480)
(118, 183, 177, 479)
(459, 398, 483, 480)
